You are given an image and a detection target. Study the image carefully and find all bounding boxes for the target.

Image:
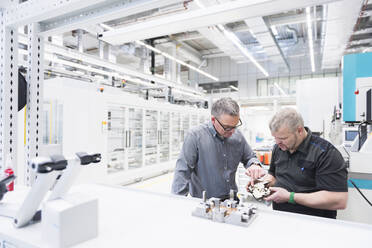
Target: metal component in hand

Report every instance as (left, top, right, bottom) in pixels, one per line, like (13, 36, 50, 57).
(247, 180, 271, 201)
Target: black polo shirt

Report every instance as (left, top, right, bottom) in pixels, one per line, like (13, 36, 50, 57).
(268, 127, 348, 219)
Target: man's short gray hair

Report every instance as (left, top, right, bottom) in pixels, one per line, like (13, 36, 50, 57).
(269, 108, 304, 133)
(211, 97, 240, 118)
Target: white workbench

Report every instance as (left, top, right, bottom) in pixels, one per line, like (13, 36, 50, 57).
(0, 184, 372, 247)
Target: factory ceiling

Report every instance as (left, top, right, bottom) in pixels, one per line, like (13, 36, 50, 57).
(15, 0, 371, 96)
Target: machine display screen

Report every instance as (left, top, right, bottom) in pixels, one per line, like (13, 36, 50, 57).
(345, 130, 358, 141)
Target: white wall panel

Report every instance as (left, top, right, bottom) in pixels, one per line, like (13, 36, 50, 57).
(240, 107, 275, 146)
(230, 60, 238, 78)
(296, 77, 339, 139)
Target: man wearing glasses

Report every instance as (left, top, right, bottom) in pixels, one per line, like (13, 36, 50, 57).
(171, 97, 265, 200)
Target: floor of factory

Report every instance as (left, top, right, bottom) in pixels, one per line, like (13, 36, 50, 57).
(125, 172, 174, 195)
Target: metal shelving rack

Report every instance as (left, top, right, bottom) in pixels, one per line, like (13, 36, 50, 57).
(0, 0, 212, 186)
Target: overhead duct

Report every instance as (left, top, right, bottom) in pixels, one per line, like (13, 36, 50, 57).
(98, 0, 342, 45)
(193, 0, 268, 74)
(244, 17, 290, 71)
(197, 26, 249, 63)
(38, 0, 187, 36)
(157, 41, 203, 65)
(185, 0, 248, 63)
(285, 26, 299, 45)
(18, 33, 206, 99)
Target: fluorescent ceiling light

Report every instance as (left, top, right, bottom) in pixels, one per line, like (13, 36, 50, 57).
(135, 40, 219, 82)
(193, 0, 204, 8)
(193, 1, 268, 77)
(229, 85, 239, 91)
(306, 7, 315, 72)
(18, 30, 204, 99)
(271, 25, 278, 36)
(98, 23, 219, 82)
(44, 37, 205, 96)
(274, 83, 287, 96)
(218, 24, 269, 77)
(99, 23, 114, 31)
(172, 87, 208, 100)
(136, 40, 163, 54)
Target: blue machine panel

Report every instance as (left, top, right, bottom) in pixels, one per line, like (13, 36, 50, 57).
(348, 178, 372, 190)
(343, 52, 372, 122)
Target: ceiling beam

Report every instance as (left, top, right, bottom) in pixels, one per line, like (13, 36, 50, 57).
(38, 0, 185, 36)
(5, 0, 106, 27)
(99, 0, 340, 45)
(322, 0, 364, 69)
(197, 26, 249, 63)
(158, 41, 203, 65)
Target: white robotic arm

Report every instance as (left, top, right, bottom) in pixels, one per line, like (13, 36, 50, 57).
(14, 156, 67, 228)
(48, 152, 101, 201)
(0, 152, 101, 228)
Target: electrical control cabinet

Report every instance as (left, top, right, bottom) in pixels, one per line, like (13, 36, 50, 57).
(105, 103, 207, 184)
(159, 111, 170, 163)
(171, 112, 182, 160)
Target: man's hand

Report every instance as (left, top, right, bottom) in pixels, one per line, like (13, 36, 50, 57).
(245, 164, 266, 186)
(264, 187, 290, 203)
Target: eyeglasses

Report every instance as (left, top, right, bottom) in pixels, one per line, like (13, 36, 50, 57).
(215, 118, 242, 132)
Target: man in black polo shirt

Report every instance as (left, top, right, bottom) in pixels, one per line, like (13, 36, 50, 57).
(250, 108, 348, 219)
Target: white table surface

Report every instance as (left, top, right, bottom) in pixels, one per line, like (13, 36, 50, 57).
(1, 183, 372, 248)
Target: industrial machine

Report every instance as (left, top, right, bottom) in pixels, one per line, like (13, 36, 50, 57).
(355, 78, 372, 123)
(347, 125, 372, 174)
(345, 80, 372, 173)
(334, 75, 372, 224)
(343, 127, 359, 150)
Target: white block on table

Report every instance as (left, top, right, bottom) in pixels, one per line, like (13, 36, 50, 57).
(42, 192, 98, 248)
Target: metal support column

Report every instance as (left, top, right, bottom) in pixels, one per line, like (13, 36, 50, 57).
(77, 29, 84, 53)
(149, 39, 155, 84)
(25, 23, 44, 186)
(0, 10, 18, 174)
(99, 40, 104, 59)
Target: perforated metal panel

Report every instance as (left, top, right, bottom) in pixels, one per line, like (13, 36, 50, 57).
(25, 23, 44, 186)
(0, 11, 4, 169)
(0, 10, 18, 173)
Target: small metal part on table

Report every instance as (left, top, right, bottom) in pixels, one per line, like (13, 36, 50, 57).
(192, 190, 257, 227)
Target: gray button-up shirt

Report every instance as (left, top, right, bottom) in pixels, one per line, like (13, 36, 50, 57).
(171, 121, 259, 199)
